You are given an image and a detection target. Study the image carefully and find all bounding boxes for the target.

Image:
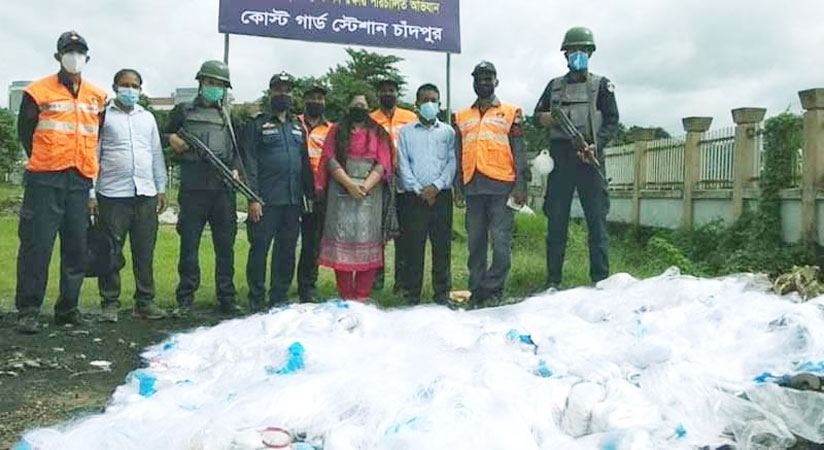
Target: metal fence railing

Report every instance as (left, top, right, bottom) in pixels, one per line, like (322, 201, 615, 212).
(697, 127, 735, 190)
(604, 144, 635, 190)
(645, 135, 685, 190)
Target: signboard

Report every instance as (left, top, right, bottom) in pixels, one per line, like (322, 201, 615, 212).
(218, 0, 461, 53)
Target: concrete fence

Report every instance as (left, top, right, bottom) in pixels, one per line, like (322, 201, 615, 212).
(529, 88, 824, 245)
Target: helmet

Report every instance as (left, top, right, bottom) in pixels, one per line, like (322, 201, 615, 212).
(561, 27, 596, 52)
(57, 31, 88, 53)
(196, 60, 231, 88)
(269, 71, 296, 88)
(471, 60, 497, 77)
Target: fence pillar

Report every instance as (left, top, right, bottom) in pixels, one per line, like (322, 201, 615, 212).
(682, 117, 713, 230)
(799, 88, 824, 244)
(731, 107, 767, 218)
(631, 128, 656, 228)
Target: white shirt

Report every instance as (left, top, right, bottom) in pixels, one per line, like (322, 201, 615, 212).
(93, 102, 167, 198)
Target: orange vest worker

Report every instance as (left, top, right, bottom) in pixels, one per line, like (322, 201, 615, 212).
(298, 114, 332, 178)
(370, 107, 417, 155)
(24, 74, 107, 179)
(454, 102, 521, 185)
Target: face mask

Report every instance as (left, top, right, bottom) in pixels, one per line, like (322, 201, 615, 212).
(304, 101, 324, 118)
(473, 81, 495, 99)
(568, 51, 589, 72)
(379, 95, 397, 110)
(115, 87, 140, 108)
(348, 107, 369, 122)
(200, 85, 225, 105)
(271, 95, 292, 112)
(418, 101, 439, 122)
(61, 52, 87, 74)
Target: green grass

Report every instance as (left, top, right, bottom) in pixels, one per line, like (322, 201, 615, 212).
(0, 182, 677, 312)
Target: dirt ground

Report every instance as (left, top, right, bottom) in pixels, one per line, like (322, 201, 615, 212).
(0, 310, 223, 448)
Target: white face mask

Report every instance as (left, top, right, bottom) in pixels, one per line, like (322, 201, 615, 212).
(61, 52, 87, 74)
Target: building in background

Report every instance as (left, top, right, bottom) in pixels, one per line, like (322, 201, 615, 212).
(173, 88, 198, 105)
(8, 80, 31, 114)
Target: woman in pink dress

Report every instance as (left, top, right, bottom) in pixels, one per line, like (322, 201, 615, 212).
(315, 93, 393, 302)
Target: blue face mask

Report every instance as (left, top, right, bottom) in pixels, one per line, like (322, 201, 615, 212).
(568, 51, 589, 72)
(115, 87, 140, 107)
(200, 85, 225, 105)
(418, 101, 440, 122)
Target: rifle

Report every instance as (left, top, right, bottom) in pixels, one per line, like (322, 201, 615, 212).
(550, 108, 607, 184)
(176, 127, 265, 206)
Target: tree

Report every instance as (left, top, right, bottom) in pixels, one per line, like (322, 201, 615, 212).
(611, 123, 671, 145)
(0, 108, 22, 177)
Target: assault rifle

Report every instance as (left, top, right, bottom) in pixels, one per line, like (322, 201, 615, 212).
(550, 108, 607, 183)
(176, 127, 265, 206)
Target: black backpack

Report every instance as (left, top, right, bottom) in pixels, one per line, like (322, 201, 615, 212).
(85, 219, 126, 278)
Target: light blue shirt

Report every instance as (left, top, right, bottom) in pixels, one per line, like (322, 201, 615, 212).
(397, 119, 456, 194)
(93, 102, 167, 198)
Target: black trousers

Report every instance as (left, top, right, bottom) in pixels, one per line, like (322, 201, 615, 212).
(175, 189, 237, 307)
(397, 191, 453, 303)
(465, 193, 514, 303)
(297, 201, 324, 300)
(15, 183, 89, 315)
(97, 195, 158, 308)
(246, 204, 301, 308)
(544, 141, 610, 285)
(374, 186, 406, 294)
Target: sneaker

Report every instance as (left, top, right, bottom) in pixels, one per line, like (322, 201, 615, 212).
(54, 309, 85, 326)
(99, 304, 119, 323)
(171, 304, 193, 319)
(16, 314, 42, 335)
(132, 304, 167, 320)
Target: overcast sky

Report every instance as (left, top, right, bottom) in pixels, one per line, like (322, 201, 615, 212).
(2, 0, 822, 134)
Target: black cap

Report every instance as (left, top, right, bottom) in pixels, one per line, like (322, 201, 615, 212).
(471, 61, 497, 77)
(375, 78, 400, 88)
(57, 31, 88, 53)
(303, 84, 328, 96)
(269, 71, 295, 87)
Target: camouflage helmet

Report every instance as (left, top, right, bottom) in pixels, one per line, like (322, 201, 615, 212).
(196, 60, 231, 88)
(269, 71, 296, 88)
(561, 27, 596, 52)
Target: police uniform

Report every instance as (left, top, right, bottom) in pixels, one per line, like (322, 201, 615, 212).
(244, 112, 314, 309)
(164, 98, 240, 310)
(534, 71, 619, 286)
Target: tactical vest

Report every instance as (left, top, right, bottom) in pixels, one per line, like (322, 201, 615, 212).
(548, 74, 602, 146)
(179, 101, 235, 191)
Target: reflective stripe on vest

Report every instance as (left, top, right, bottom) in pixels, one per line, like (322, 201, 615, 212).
(299, 114, 332, 178)
(23, 74, 107, 179)
(455, 102, 519, 184)
(370, 107, 417, 152)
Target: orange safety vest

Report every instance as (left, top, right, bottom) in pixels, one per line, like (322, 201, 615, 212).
(24, 74, 107, 179)
(298, 114, 332, 178)
(454, 102, 520, 184)
(370, 107, 417, 154)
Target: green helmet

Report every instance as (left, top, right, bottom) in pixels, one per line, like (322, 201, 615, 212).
(196, 60, 232, 88)
(561, 27, 596, 52)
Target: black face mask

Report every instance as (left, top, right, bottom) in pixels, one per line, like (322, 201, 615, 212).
(473, 82, 495, 100)
(304, 102, 324, 118)
(379, 94, 397, 110)
(348, 107, 369, 122)
(271, 95, 292, 112)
